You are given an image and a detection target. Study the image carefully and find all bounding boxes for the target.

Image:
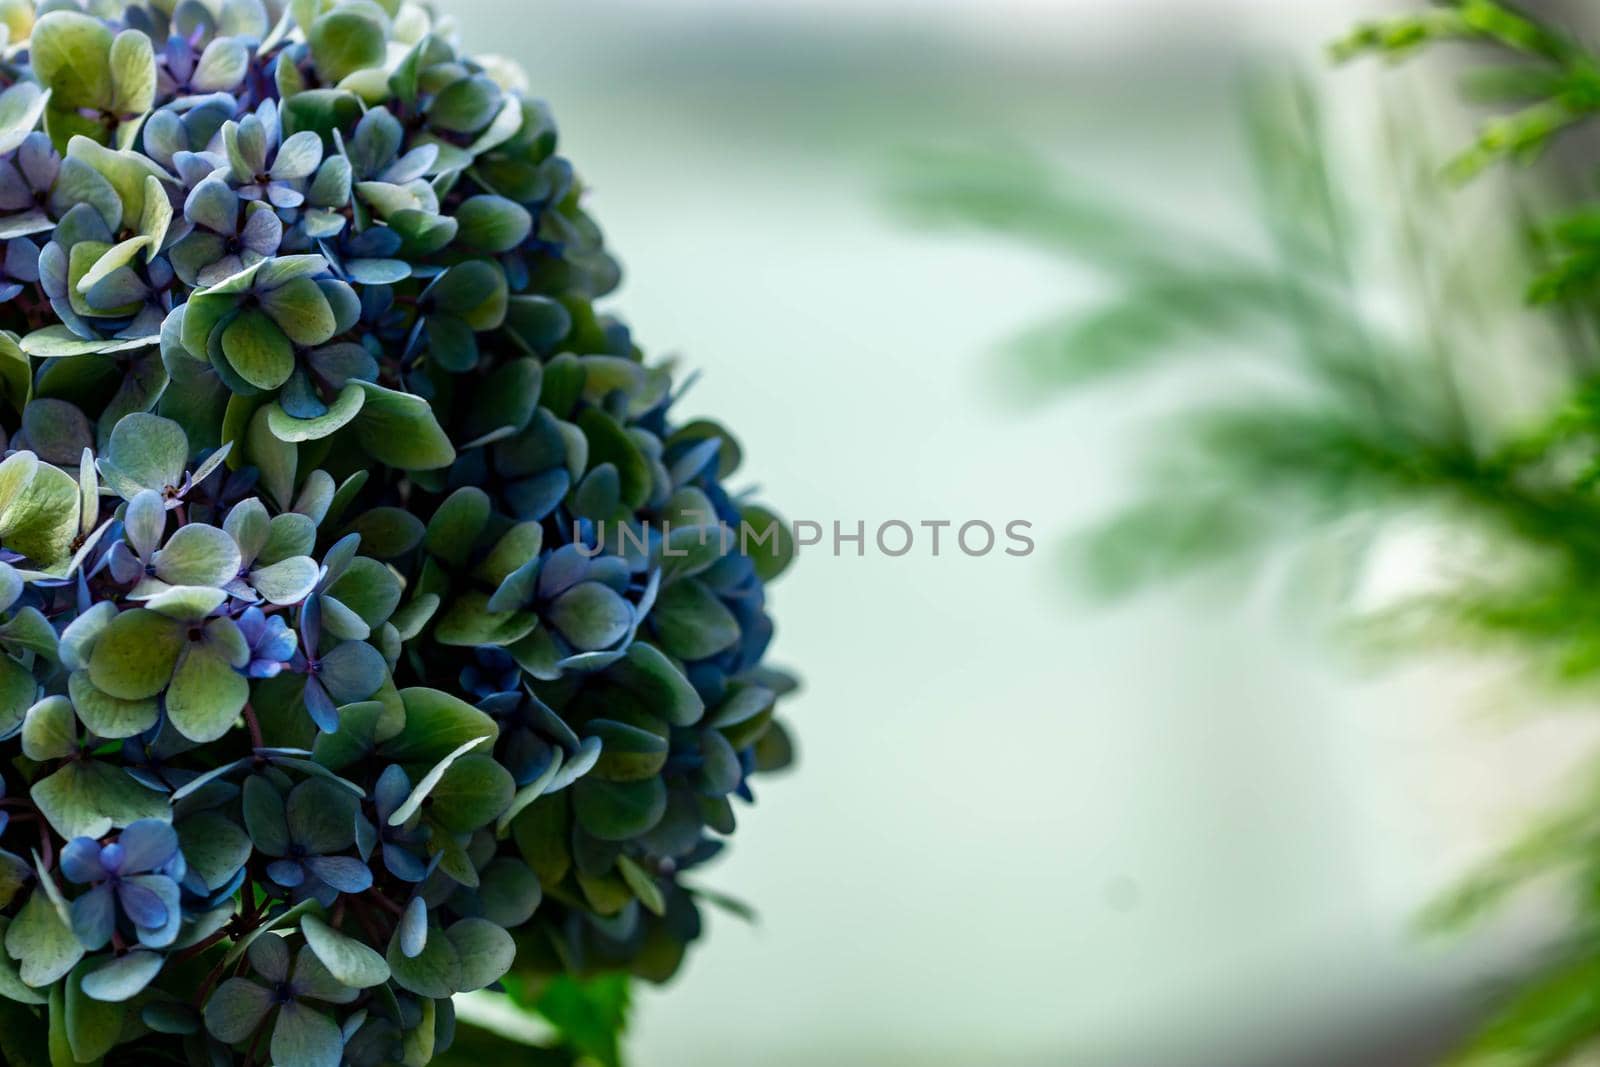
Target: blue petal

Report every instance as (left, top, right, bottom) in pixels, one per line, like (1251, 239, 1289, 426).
(381, 843, 427, 883)
(400, 896, 427, 959)
(115, 819, 178, 874)
(70, 883, 116, 950)
(266, 859, 306, 889)
(117, 877, 170, 930)
(60, 837, 107, 884)
(302, 678, 339, 734)
(304, 856, 371, 895)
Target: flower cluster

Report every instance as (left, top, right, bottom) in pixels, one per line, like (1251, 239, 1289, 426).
(0, 3, 797, 1064)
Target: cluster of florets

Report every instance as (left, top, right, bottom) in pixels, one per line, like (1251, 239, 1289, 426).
(0, 2, 796, 1064)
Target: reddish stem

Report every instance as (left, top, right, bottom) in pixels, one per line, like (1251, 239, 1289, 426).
(365, 888, 404, 916)
(243, 702, 264, 750)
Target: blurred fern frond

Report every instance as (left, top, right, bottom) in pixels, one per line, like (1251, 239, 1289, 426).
(895, 2, 1600, 1062)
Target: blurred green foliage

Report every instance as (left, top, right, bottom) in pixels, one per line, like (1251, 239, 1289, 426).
(441, 975, 631, 1067)
(896, 2, 1600, 1063)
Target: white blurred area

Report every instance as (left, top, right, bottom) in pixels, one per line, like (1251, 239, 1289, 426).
(450, 1, 1589, 1063)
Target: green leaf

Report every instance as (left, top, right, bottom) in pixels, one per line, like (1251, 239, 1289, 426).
(250, 557, 320, 605)
(587, 719, 668, 782)
(29, 12, 113, 111)
(66, 958, 123, 1062)
(386, 922, 461, 998)
(108, 28, 155, 115)
(222, 309, 295, 390)
(272, 1000, 343, 1067)
(67, 670, 158, 739)
(153, 523, 242, 587)
(21, 696, 76, 761)
(178, 811, 252, 893)
(341, 507, 423, 560)
(0, 655, 36, 737)
(526, 974, 631, 1067)
(0, 918, 45, 1006)
(456, 195, 532, 253)
(739, 505, 795, 582)
(1450, 952, 1600, 1067)
(352, 382, 455, 470)
(475, 858, 541, 928)
(0, 456, 79, 569)
(247, 404, 298, 510)
(87, 608, 180, 700)
(300, 915, 389, 990)
(138, 174, 170, 257)
(445, 919, 514, 992)
(30, 760, 169, 839)
(424, 487, 490, 567)
(650, 579, 740, 661)
(611, 643, 703, 727)
(476, 522, 543, 587)
(259, 277, 336, 347)
(308, 9, 386, 84)
(549, 582, 632, 652)
(143, 584, 227, 620)
(203, 977, 273, 1044)
(461, 359, 542, 444)
(286, 777, 357, 854)
(428, 754, 515, 833)
(387, 735, 489, 825)
(616, 854, 666, 917)
(575, 408, 650, 510)
(104, 412, 188, 495)
(432, 591, 538, 648)
(5, 888, 83, 988)
(67, 137, 171, 226)
(265, 383, 365, 443)
(79, 951, 162, 1003)
(571, 776, 667, 842)
(0, 83, 48, 157)
(380, 688, 499, 765)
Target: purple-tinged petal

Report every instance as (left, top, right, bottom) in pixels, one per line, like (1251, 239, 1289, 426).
(6, 238, 39, 283)
(0, 161, 29, 211)
(241, 207, 282, 255)
(126, 875, 182, 947)
(106, 541, 144, 585)
(116, 877, 169, 929)
(196, 254, 244, 287)
(17, 133, 59, 192)
(266, 182, 304, 210)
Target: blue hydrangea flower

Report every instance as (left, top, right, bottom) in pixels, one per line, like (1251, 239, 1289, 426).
(62, 819, 186, 949)
(238, 606, 297, 678)
(354, 765, 433, 883)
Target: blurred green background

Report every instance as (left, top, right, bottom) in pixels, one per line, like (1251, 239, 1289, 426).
(449, 2, 1582, 1064)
